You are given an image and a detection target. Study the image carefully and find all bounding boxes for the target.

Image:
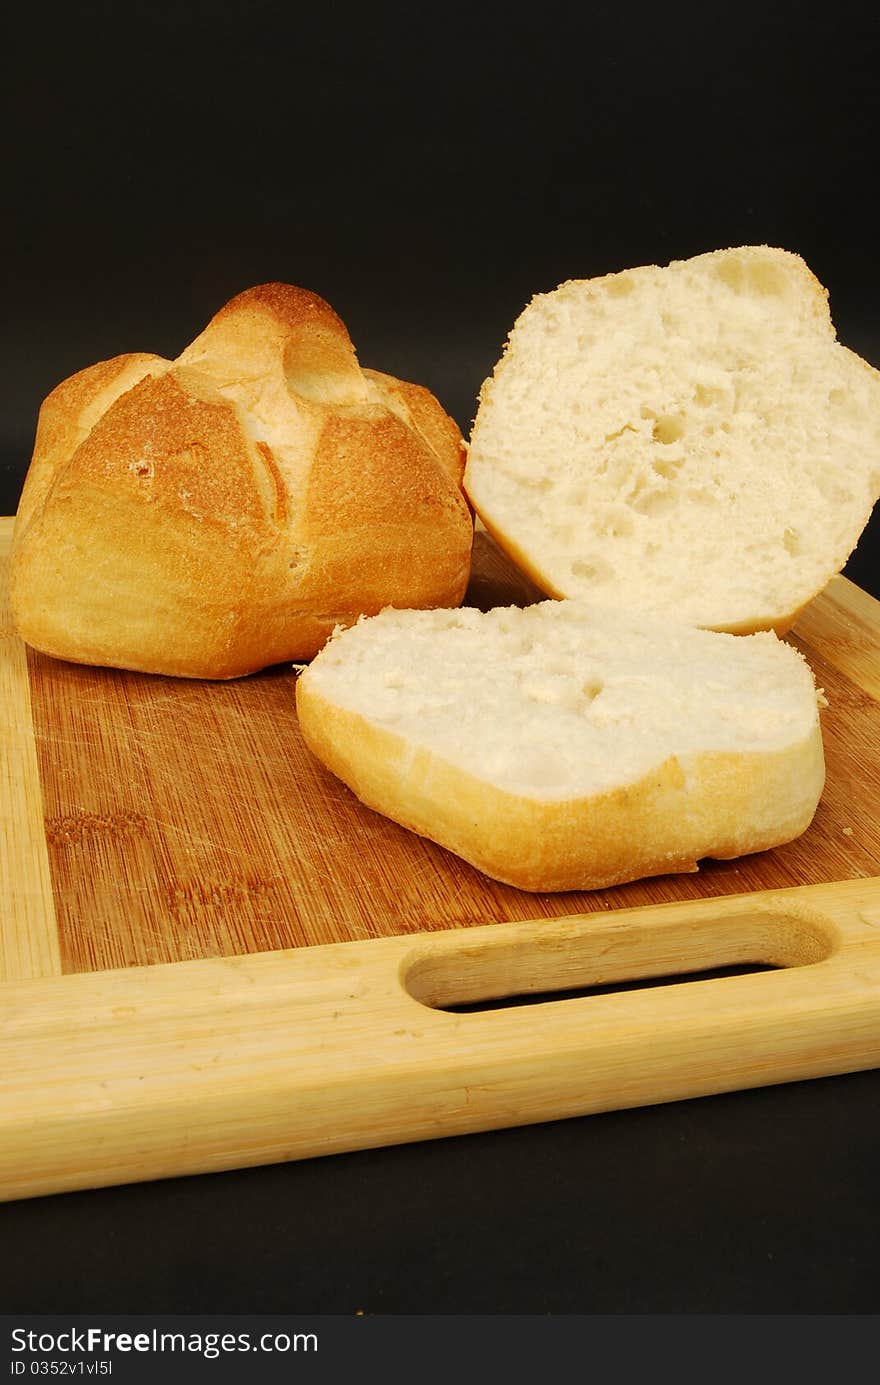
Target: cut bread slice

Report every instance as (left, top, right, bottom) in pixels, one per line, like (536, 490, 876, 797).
(295, 602, 825, 892)
(465, 246, 880, 634)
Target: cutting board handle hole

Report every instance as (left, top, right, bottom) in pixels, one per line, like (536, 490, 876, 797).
(425, 961, 783, 1012)
(402, 909, 836, 1011)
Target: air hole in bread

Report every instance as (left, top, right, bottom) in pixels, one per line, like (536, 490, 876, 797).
(748, 260, 791, 296)
(604, 275, 635, 298)
(694, 383, 727, 408)
(712, 256, 747, 293)
(783, 526, 802, 556)
(383, 669, 408, 690)
(570, 557, 612, 582)
(514, 474, 554, 492)
(638, 404, 685, 445)
(713, 252, 789, 298)
(595, 507, 634, 539)
(815, 474, 850, 505)
(651, 458, 683, 482)
(651, 414, 685, 445)
(687, 486, 716, 505)
(604, 424, 639, 444)
(630, 486, 677, 516)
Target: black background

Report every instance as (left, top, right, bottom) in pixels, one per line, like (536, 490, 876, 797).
(3, 0, 880, 1317)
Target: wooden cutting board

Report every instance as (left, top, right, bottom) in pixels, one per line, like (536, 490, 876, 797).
(2, 514, 880, 1201)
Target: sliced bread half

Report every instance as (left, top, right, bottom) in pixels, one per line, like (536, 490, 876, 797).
(295, 601, 825, 892)
(465, 246, 880, 634)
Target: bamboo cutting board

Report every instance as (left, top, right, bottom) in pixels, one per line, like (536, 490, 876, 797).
(2, 514, 880, 1201)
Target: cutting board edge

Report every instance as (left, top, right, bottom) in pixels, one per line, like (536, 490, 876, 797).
(2, 875, 880, 1201)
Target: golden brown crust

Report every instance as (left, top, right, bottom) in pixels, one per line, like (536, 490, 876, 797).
(15, 353, 170, 540)
(303, 409, 472, 611)
(64, 371, 269, 532)
(363, 370, 469, 490)
(295, 677, 826, 893)
(11, 286, 472, 678)
(204, 281, 351, 337)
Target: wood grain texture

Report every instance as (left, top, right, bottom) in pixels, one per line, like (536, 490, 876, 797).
(0, 518, 60, 981)
(792, 574, 880, 700)
(12, 530, 879, 973)
(2, 878, 879, 1201)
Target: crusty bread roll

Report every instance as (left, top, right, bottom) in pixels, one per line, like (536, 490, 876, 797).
(465, 246, 880, 635)
(11, 284, 473, 678)
(295, 601, 825, 892)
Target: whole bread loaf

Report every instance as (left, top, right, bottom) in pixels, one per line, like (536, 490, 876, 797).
(11, 284, 473, 678)
(465, 246, 880, 634)
(296, 601, 825, 892)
